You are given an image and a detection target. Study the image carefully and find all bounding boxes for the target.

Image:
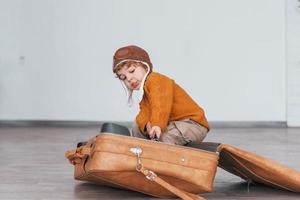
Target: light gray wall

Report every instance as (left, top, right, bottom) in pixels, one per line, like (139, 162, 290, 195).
(0, 0, 286, 122)
(287, 0, 300, 126)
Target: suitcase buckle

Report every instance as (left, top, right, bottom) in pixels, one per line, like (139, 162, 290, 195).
(145, 170, 157, 181)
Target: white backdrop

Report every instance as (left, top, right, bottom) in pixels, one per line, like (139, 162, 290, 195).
(0, 0, 286, 122)
(287, 0, 300, 126)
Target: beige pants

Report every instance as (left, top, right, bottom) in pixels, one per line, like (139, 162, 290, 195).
(131, 119, 208, 145)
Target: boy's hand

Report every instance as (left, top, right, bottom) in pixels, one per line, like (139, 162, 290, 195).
(146, 122, 161, 140)
(149, 126, 162, 140)
(146, 122, 152, 134)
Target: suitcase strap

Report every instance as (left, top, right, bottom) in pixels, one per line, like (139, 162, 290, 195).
(136, 165, 205, 200)
(130, 147, 206, 200)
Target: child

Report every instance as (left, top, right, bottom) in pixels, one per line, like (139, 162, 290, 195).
(113, 45, 209, 145)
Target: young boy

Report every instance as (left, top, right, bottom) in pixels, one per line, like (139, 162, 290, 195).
(113, 45, 209, 145)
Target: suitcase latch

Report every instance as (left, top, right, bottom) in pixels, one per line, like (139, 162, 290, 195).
(130, 147, 143, 170)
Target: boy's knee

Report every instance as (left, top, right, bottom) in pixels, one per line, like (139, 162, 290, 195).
(171, 120, 208, 145)
(182, 124, 208, 144)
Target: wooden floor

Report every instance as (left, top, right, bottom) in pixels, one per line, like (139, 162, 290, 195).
(1, 124, 300, 200)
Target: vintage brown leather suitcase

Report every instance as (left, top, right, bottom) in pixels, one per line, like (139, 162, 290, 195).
(65, 123, 300, 199)
(65, 133, 219, 200)
(217, 144, 300, 192)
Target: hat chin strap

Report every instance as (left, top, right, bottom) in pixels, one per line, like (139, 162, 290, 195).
(119, 80, 133, 106)
(136, 63, 150, 102)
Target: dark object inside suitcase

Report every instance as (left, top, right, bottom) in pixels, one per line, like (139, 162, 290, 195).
(100, 122, 131, 136)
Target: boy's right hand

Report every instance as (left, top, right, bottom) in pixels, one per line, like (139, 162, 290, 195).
(146, 122, 161, 140)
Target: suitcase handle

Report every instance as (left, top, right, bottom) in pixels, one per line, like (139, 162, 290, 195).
(65, 146, 91, 165)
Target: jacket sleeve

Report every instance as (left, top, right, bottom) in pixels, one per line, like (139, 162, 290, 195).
(146, 75, 174, 132)
(136, 99, 151, 133)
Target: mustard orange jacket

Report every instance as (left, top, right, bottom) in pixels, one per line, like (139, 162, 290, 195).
(136, 72, 209, 133)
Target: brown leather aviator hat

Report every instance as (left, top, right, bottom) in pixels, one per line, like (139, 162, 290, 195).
(113, 45, 153, 73)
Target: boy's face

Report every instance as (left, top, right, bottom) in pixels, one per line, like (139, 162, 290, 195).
(116, 62, 147, 90)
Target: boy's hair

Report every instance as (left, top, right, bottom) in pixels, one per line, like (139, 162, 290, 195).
(113, 45, 152, 73)
(115, 60, 148, 75)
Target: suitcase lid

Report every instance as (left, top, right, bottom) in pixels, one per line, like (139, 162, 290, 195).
(217, 144, 300, 192)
